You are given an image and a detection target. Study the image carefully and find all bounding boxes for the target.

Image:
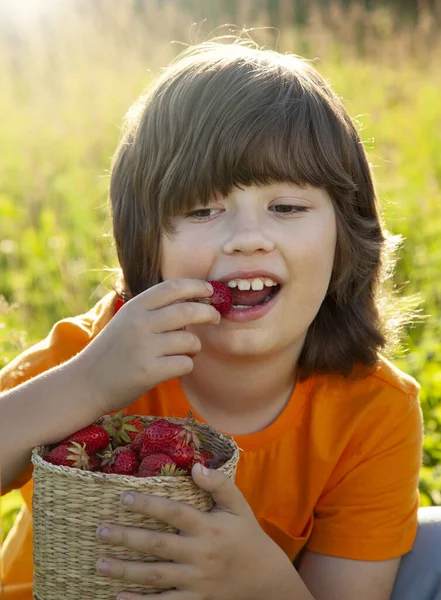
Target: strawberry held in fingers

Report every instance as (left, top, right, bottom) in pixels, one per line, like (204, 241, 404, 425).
(190, 280, 233, 316)
(60, 424, 110, 454)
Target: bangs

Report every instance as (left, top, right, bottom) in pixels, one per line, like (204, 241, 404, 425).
(148, 50, 358, 231)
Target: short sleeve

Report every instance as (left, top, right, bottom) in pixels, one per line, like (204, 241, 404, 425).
(307, 389, 423, 561)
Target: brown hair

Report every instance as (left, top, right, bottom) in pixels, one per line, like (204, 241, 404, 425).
(109, 38, 403, 378)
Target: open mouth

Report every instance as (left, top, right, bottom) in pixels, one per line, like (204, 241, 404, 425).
(230, 283, 281, 310)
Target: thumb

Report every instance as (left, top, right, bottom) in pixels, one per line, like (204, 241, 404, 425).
(191, 462, 251, 516)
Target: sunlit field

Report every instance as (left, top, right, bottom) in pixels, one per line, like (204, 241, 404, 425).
(1, 0, 441, 539)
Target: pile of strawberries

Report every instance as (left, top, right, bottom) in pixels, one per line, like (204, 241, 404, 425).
(43, 412, 219, 477)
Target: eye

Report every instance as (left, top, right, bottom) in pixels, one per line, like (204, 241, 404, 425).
(185, 208, 221, 221)
(270, 204, 310, 216)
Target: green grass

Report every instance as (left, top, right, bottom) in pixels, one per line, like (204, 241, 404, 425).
(1, 490, 22, 542)
(1, 3, 441, 538)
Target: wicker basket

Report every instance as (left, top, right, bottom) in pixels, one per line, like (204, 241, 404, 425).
(31, 415, 239, 599)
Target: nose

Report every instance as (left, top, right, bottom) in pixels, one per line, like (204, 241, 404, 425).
(222, 213, 275, 256)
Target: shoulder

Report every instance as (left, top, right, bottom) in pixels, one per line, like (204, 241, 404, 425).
(311, 355, 420, 405)
(0, 292, 118, 391)
(368, 355, 420, 398)
(307, 356, 422, 445)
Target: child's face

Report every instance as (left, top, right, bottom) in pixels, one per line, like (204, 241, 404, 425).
(160, 183, 337, 359)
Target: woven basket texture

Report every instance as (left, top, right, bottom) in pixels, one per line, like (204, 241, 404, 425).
(31, 415, 239, 599)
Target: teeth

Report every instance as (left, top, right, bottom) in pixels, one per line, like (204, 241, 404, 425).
(227, 276, 278, 289)
(232, 304, 254, 310)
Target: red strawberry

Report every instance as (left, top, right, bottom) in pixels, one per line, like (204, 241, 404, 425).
(60, 424, 110, 454)
(102, 412, 144, 447)
(132, 431, 144, 455)
(207, 280, 233, 316)
(138, 419, 183, 459)
(191, 449, 213, 468)
(138, 453, 184, 477)
(44, 442, 96, 470)
(175, 411, 204, 450)
(167, 440, 197, 470)
(190, 281, 232, 316)
(101, 446, 139, 475)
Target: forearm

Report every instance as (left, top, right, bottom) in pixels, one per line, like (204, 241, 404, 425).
(0, 356, 104, 489)
(261, 551, 316, 600)
(271, 563, 315, 600)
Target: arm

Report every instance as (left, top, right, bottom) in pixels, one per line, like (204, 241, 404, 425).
(0, 279, 219, 491)
(0, 355, 103, 490)
(298, 550, 401, 600)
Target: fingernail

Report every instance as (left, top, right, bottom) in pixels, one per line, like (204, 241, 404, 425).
(96, 526, 110, 539)
(122, 492, 134, 505)
(199, 463, 210, 477)
(206, 282, 214, 294)
(96, 559, 111, 575)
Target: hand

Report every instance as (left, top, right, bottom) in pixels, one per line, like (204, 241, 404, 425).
(95, 464, 296, 599)
(74, 279, 220, 415)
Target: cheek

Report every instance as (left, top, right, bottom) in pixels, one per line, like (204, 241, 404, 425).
(160, 232, 214, 280)
(294, 222, 337, 292)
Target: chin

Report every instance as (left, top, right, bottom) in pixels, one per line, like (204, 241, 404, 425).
(204, 328, 280, 359)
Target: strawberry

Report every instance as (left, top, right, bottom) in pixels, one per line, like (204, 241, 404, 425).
(44, 442, 96, 470)
(167, 439, 198, 470)
(159, 463, 188, 477)
(102, 412, 144, 447)
(132, 431, 144, 455)
(138, 453, 186, 477)
(190, 281, 232, 316)
(192, 449, 213, 468)
(207, 280, 233, 316)
(175, 411, 204, 450)
(101, 446, 139, 475)
(138, 419, 183, 459)
(60, 424, 110, 454)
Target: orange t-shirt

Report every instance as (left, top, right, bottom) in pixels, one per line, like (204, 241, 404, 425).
(0, 292, 423, 599)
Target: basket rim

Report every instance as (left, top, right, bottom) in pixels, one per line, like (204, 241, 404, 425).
(31, 414, 239, 483)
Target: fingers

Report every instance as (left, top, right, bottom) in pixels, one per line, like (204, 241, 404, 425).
(156, 331, 202, 356)
(95, 555, 191, 589)
(152, 302, 220, 333)
(96, 524, 192, 564)
(114, 590, 192, 600)
(149, 355, 194, 382)
(119, 492, 206, 536)
(191, 464, 253, 517)
(132, 279, 213, 312)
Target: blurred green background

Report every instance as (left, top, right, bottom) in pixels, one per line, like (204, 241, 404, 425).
(1, 0, 441, 540)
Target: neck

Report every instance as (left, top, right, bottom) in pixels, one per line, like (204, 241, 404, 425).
(180, 347, 301, 435)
